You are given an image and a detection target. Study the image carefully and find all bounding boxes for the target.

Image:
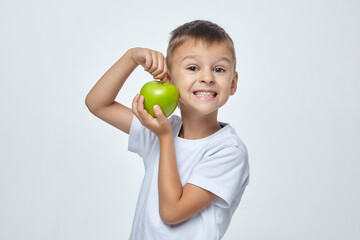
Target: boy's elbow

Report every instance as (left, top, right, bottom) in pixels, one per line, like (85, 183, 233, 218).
(85, 94, 91, 110)
(160, 211, 178, 225)
(85, 94, 99, 114)
(159, 207, 185, 225)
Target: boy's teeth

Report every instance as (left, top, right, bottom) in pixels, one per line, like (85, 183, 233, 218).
(194, 91, 216, 96)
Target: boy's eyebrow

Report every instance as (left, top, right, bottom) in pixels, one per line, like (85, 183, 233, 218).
(216, 56, 232, 64)
(181, 55, 200, 62)
(181, 55, 232, 64)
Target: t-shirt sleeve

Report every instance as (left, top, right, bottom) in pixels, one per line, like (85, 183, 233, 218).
(128, 115, 179, 165)
(187, 146, 249, 208)
(128, 116, 156, 159)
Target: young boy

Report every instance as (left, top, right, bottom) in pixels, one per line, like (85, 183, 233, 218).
(86, 20, 249, 240)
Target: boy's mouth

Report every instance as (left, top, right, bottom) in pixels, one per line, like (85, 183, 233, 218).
(193, 91, 217, 97)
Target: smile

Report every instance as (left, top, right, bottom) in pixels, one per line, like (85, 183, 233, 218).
(193, 91, 217, 97)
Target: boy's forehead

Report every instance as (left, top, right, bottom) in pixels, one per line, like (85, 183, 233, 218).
(172, 39, 235, 63)
(178, 38, 230, 51)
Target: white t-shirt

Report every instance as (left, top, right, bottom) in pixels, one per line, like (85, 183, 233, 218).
(128, 115, 249, 240)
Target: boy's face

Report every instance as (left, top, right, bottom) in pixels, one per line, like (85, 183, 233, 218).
(169, 39, 238, 116)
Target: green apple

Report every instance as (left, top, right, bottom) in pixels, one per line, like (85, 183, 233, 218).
(140, 80, 179, 118)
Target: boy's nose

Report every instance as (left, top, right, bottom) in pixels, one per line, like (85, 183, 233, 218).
(200, 70, 215, 84)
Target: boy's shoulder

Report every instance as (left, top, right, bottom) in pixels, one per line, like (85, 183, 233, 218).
(169, 114, 247, 155)
(211, 122, 248, 157)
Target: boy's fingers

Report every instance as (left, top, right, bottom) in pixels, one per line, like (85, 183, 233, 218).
(143, 52, 153, 71)
(154, 62, 168, 80)
(163, 60, 168, 78)
(154, 71, 168, 81)
(131, 94, 141, 118)
(151, 55, 164, 78)
(154, 72, 166, 80)
(158, 60, 169, 81)
(136, 95, 145, 112)
(133, 95, 150, 124)
(147, 54, 158, 73)
(137, 95, 154, 121)
(132, 94, 139, 109)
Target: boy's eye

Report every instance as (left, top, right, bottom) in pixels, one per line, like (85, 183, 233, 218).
(214, 67, 225, 73)
(187, 66, 199, 71)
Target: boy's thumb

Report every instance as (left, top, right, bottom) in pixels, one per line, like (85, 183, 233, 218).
(153, 105, 165, 119)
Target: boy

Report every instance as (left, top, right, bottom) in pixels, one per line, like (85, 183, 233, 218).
(86, 20, 249, 239)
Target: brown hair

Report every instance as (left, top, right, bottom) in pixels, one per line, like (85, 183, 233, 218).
(166, 20, 236, 71)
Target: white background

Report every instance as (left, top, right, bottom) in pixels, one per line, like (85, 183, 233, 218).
(1, 0, 359, 239)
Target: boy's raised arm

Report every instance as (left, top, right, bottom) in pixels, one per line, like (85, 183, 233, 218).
(85, 48, 168, 134)
(85, 49, 136, 134)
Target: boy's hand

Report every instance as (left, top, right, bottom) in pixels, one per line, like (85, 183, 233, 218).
(131, 48, 169, 81)
(132, 94, 172, 137)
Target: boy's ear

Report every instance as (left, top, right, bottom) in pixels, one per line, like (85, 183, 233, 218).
(230, 72, 238, 96)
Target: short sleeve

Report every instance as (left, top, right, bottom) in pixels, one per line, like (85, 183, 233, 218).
(128, 116, 156, 159)
(187, 146, 249, 208)
(128, 115, 181, 163)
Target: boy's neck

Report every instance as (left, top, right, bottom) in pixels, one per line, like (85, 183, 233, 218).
(179, 110, 221, 140)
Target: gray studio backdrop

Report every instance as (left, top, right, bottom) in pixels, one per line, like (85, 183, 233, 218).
(1, 0, 359, 239)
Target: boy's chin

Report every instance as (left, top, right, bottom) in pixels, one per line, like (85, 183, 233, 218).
(180, 105, 220, 117)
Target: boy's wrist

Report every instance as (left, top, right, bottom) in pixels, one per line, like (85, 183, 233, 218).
(126, 48, 139, 68)
(158, 131, 173, 143)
